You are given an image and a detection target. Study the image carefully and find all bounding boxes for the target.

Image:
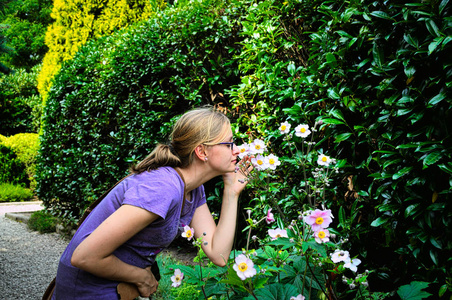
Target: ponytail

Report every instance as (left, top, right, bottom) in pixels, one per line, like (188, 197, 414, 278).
(130, 106, 230, 174)
(129, 143, 181, 174)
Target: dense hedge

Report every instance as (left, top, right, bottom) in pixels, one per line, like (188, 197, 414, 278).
(0, 143, 28, 186)
(36, 0, 242, 223)
(224, 0, 452, 296)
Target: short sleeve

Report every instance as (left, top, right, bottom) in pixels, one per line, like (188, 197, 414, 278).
(123, 171, 183, 220)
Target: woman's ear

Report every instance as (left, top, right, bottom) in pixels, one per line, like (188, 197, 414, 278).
(194, 144, 208, 161)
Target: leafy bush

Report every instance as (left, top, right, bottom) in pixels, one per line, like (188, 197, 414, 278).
(0, 133, 40, 189)
(0, 144, 28, 186)
(224, 0, 451, 297)
(0, 65, 43, 134)
(36, 0, 242, 223)
(37, 0, 166, 101)
(0, 182, 33, 202)
(28, 210, 57, 233)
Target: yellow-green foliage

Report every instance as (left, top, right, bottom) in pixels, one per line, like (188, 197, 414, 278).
(0, 133, 39, 189)
(37, 0, 165, 101)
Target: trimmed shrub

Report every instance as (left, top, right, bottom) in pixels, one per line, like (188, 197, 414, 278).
(0, 144, 28, 186)
(0, 182, 33, 202)
(0, 133, 39, 189)
(36, 0, 242, 223)
(28, 210, 57, 233)
(37, 0, 166, 101)
(0, 65, 43, 134)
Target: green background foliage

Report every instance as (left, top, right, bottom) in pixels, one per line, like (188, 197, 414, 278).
(36, 0, 242, 223)
(0, 0, 448, 297)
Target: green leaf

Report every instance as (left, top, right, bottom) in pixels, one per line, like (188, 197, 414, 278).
(372, 43, 384, 67)
(335, 132, 352, 142)
(393, 166, 413, 180)
(425, 19, 441, 37)
(327, 88, 341, 100)
(404, 34, 419, 48)
(370, 11, 392, 20)
(254, 283, 298, 300)
(371, 216, 388, 227)
(322, 118, 345, 125)
(428, 37, 444, 54)
(397, 281, 432, 300)
(428, 92, 446, 106)
(422, 151, 442, 166)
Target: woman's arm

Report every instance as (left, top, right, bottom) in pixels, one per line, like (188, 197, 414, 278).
(190, 168, 249, 267)
(71, 204, 159, 297)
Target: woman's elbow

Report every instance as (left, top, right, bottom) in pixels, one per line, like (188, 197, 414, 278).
(71, 249, 90, 270)
(211, 257, 228, 267)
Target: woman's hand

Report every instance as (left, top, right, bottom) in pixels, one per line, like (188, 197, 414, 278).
(136, 266, 159, 297)
(223, 155, 253, 197)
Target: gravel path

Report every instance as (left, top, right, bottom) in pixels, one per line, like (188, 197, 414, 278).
(0, 214, 68, 299)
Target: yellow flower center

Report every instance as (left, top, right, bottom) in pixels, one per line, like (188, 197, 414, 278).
(276, 234, 281, 238)
(322, 156, 328, 162)
(238, 262, 248, 272)
(175, 275, 182, 281)
(255, 145, 261, 150)
(281, 125, 287, 130)
(318, 231, 326, 238)
(257, 159, 263, 165)
(315, 217, 324, 225)
(269, 158, 275, 164)
(186, 230, 192, 238)
(300, 127, 306, 133)
(240, 148, 246, 153)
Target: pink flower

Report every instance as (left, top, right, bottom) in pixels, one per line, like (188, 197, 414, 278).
(233, 254, 257, 280)
(251, 154, 269, 171)
(313, 229, 330, 243)
(249, 139, 266, 155)
(171, 269, 184, 287)
(304, 209, 333, 231)
(237, 144, 250, 159)
(181, 225, 194, 241)
(331, 249, 350, 263)
(268, 228, 288, 240)
(266, 208, 275, 224)
(290, 295, 305, 300)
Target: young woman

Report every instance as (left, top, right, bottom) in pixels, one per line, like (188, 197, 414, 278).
(52, 107, 251, 299)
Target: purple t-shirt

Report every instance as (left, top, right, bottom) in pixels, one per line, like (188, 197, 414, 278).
(52, 167, 206, 299)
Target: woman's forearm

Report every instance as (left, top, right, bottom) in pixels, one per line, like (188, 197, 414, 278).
(208, 188, 239, 266)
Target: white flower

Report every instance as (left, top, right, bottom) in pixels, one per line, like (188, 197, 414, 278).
(181, 225, 194, 241)
(171, 269, 184, 287)
(233, 254, 257, 280)
(251, 154, 269, 171)
(279, 121, 291, 134)
(344, 258, 361, 272)
(237, 144, 250, 159)
(249, 139, 266, 155)
(266, 154, 281, 170)
(331, 249, 350, 263)
(317, 154, 332, 167)
(268, 228, 288, 240)
(313, 229, 330, 244)
(290, 295, 306, 300)
(294, 124, 311, 138)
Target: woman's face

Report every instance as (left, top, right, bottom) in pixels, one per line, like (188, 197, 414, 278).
(207, 125, 240, 174)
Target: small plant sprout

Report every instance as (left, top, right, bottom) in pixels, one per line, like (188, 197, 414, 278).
(171, 269, 184, 287)
(233, 254, 257, 280)
(181, 225, 195, 241)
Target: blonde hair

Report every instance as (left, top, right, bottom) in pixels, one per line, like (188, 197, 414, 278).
(130, 107, 230, 173)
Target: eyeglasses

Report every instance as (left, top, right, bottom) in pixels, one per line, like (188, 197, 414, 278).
(214, 141, 235, 151)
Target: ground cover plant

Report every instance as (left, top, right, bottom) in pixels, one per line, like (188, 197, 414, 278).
(35, 0, 451, 298)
